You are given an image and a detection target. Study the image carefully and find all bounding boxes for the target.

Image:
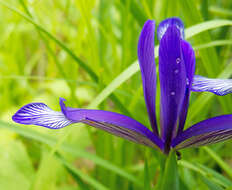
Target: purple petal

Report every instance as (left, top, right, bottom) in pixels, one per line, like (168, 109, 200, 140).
(157, 17, 184, 41)
(12, 98, 164, 150)
(60, 98, 163, 149)
(137, 20, 158, 135)
(177, 40, 196, 134)
(192, 75, 232, 96)
(12, 102, 72, 129)
(159, 25, 187, 151)
(172, 115, 232, 149)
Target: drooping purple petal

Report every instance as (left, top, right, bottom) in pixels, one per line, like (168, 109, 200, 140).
(60, 98, 163, 149)
(172, 115, 232, 149)
(137, 20, 158, 135)
(159, 25, 186, 152)
(12, 102, 72, 129)
(157, 17, 184, 41)
(192, 75, 232, 96)
(12, 98, 164, 150)
(177, 40, 196, 134)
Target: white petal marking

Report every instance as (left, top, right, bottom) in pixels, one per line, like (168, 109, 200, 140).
(192, 75, 232, 96)
(12, 103, 72, 129)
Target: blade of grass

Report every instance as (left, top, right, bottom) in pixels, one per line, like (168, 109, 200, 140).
(181, 0, 219, 77)
(194, 40, 232, 50)
(185, 19, 232, 40)
(144, 159, 151, 190)
(179, 160, 232, 188)
(203, 147, 232, 179)
(57, 153, 110, 190)
(11, 0, 131, 116)
(197, 163, 232, 188)
(0, 75, 97, 87)
(76, 0, 100, 73)
(0, 121, 142, 187)
(160, 151, 179, 190)
(209, 6, 232, 17)
(18, 0, 79, 105)
(200, 176, 224, 190)
(0, 1, 98, 82)
(128, 1, 147, 26)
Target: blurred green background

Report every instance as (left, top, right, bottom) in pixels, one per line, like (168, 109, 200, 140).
(1, 0, 232, 189)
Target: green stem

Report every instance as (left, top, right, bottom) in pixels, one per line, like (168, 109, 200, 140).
(156, 150, 179, 190)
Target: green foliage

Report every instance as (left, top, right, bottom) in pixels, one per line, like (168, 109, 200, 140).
(0, 0, 232, 189)
(160, 151, 179, 190)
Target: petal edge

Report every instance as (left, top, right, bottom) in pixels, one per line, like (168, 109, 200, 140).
(192, 75, 232, 96)
(61, 98, 164, 149)
(138, 20, 158, 134)
(157, 17, 184, 41)
(172, 115, 232, 149)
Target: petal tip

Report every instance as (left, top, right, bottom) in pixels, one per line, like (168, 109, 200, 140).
(139, 19, 155, 37)
(157, 17, 184, 41)
(59, 97, 67, 115)
(192, 75, 232, 96)
(12, 102, 72, 129)
(144, 19, 155, 26)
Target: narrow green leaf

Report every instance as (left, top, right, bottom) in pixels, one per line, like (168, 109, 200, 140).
(88, 61, 139, 109)
(129, 1, 147, 26)
(201, 0, 209, 20)
(210, 6, 232, 17)
(0, 1, 98, 82)
(179, 160, 232, 188)
(194, 40, 232, 50)
(0, 121, 142, 187)
(64, 165, 89, 190)
(161, 151, 179, 190)
(144, 159, 151, 190)
(203, 147, 232, 179)
(185, 20, 232, 39)
(57, 154, 109, 190)
(197, 164, 232, 188)
(200, 176, 224, 190)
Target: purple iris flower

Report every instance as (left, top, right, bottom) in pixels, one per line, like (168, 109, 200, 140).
(12, 18, 232, 154)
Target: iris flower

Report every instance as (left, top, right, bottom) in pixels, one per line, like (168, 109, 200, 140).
(12, 18, 232, 154)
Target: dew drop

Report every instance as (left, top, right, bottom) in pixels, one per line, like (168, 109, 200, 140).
(171, 91, 175, 96)
(176, 57, 181, 64)
(186, 78, 189, 85)
(174, 69, 179, 74)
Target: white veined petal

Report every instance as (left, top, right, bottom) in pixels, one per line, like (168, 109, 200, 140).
(12, 103, 73, 129)
(192, 75, 232, 96)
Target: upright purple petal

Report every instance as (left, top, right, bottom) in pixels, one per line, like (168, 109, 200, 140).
(12, 98, 164, 150)
(172, 115, 232, 149)
(138, 20, 158, 135)
(159, 25, 186, 152)
(192, 75, 232, 96)
(157, 17, 184, 41)
(177, 41, 196, 134)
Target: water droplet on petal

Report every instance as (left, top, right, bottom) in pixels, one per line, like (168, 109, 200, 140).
(171, 91, 175, 96)
(186, 78, 189, 85)
(174, 69, 179, 74)
(176, 58, 181, 64)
